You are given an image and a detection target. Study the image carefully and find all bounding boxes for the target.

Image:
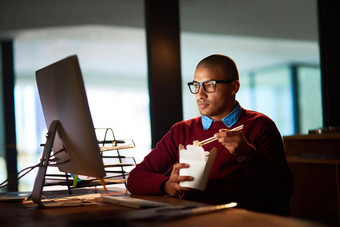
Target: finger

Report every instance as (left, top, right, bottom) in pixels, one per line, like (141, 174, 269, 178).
(172, 163, 190, 174)
(170, 163, 190, 181)
(215, 134, 237, 144)
(225, 131, 241, 137)
(214, 131, 226, 139)
(215, 129, 237, 138)
(176, 175, 194, 182)
(173, 163, 190, 170)
(219, 128, 243, 135)
(169, 173, 193, 182)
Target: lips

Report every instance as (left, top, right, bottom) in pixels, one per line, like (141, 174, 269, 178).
(197, 101, 209, 109)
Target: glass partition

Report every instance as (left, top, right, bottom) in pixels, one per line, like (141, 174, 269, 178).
(297, 66, 322, 133)
(13, 26, 149, 191)
(251, 66, 293, 135)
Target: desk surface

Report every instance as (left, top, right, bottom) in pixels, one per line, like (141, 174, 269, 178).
(0, 186, 324, 227)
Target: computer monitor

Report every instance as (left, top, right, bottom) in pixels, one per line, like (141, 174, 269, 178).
(31, 55, 106, 207)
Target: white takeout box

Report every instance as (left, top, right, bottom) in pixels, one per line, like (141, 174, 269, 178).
(179, 144, 217, 191)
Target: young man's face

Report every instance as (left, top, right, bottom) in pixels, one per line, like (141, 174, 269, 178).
(193, 65, 239, 121)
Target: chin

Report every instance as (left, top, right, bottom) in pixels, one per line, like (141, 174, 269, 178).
(199, 110, 211, 116)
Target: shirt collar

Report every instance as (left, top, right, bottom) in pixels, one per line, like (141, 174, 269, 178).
(202, 102, 242, 130)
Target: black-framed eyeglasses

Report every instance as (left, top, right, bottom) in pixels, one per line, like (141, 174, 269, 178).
(187, 80, 235, 94)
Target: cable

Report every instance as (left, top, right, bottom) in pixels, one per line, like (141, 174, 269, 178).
(51, 147, 66, 157)
(0, 146, 71, 190)
(0, 156, 72, 189)
(48, 159, 70, 166)
(0, 162, 43, 189)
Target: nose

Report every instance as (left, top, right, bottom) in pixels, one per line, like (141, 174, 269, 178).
(196, 84, 208, 99)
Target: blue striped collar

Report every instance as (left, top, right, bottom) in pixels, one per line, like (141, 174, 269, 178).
(202, 102, 242, 130)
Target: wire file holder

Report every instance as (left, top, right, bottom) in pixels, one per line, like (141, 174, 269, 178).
(36, 126, 137, 196)
(96, 127, 137, 187)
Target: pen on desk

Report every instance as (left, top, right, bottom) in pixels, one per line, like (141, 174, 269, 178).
(97, 140, 125, 144)
(100, 178, 108, 193)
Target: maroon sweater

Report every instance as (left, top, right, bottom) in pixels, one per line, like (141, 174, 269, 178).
(127, 108, 294, 215)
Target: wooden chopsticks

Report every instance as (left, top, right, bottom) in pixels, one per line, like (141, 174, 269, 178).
(198, 125, 244, 146)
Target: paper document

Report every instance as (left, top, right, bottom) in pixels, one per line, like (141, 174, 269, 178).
(102, 195, 168, 208)
(179, 144, 217, 191)
(118, 202, 237, 220)
(0, 191, 30, 202)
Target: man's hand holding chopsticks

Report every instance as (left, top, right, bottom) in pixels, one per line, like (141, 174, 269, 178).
(214, 128, 252, 160)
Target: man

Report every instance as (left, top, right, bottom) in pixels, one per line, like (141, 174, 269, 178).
(127, 54, 294, 215)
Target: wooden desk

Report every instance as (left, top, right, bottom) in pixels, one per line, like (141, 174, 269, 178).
(0, 187, 323, 226)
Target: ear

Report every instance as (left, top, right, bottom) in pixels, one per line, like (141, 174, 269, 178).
(231, 80, 240, 95)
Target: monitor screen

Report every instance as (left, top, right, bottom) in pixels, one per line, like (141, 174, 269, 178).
(35, 55, 105, 178)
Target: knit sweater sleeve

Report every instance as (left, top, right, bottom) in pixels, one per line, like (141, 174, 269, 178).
(126, 123, 181, 195)
(241, 117, 294, 202)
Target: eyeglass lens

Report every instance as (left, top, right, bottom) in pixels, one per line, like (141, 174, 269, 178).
(190, 81, 216, 94)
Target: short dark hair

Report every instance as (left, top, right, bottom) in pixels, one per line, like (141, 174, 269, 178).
(196, 54, 239, 80)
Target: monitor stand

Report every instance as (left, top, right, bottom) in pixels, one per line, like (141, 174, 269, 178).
(31, 120, 59, 207)
(31, 121, 97, 208)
